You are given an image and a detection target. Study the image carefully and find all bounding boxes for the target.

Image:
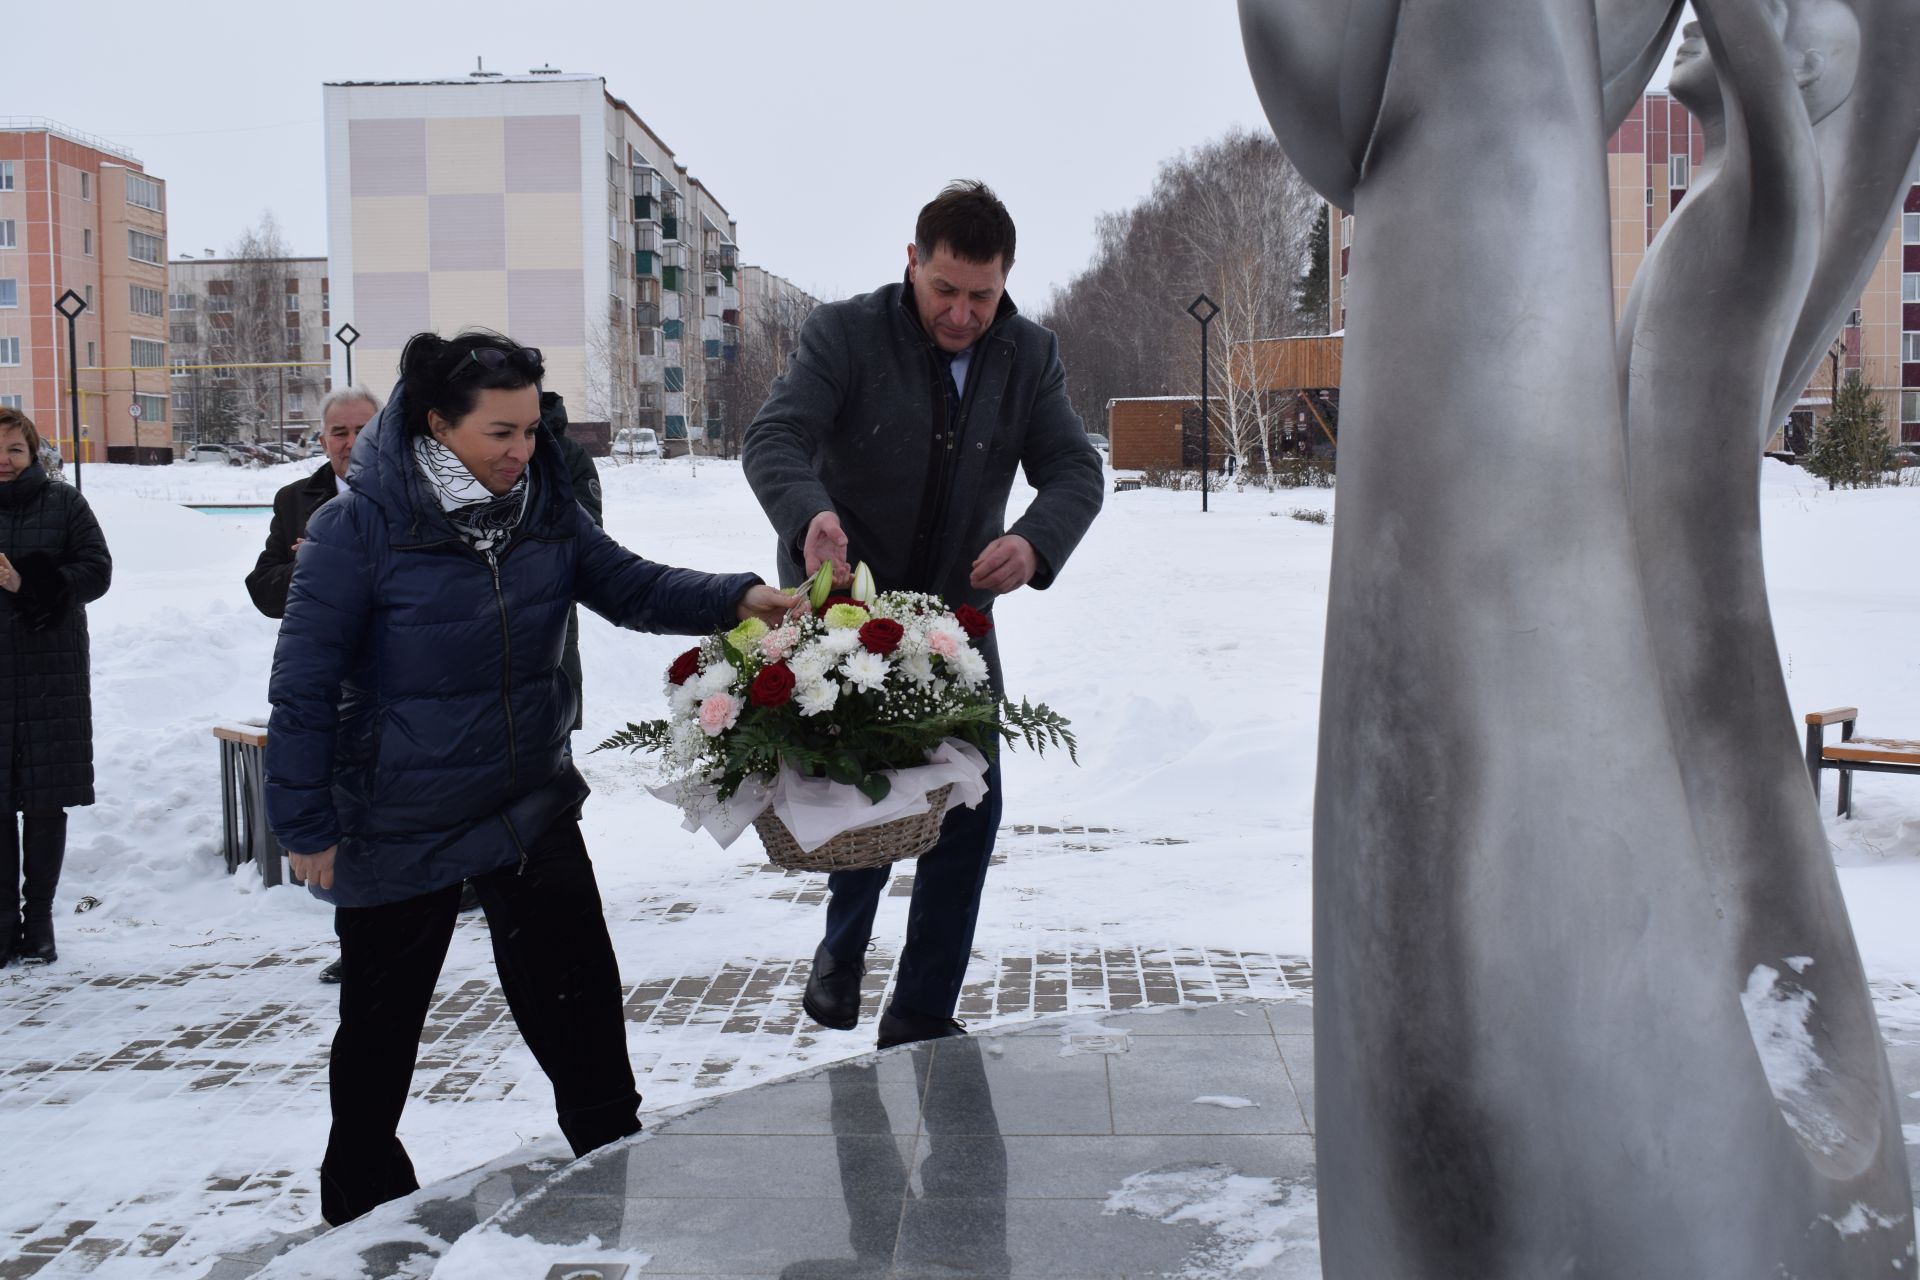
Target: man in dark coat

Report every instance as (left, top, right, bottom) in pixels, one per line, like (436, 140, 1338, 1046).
(743, 180, 1104, 1049)
(246, 386, 379, 618)
(0, 408, 112, 966)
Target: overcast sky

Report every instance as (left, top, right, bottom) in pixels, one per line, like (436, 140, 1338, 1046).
(13, 1, 1685, 309)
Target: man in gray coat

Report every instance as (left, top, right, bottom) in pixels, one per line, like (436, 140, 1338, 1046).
(744, 180, 1104, 1049)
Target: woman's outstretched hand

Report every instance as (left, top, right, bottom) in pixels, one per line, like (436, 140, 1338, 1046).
(737, 584, 800, 625)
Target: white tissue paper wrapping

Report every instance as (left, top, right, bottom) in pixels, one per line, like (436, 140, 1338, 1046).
(649, 738, 991, 854)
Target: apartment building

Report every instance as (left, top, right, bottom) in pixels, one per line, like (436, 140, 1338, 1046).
(167, 254, 332, 447)
(324, 68, 742, 452)
(1327, 91, 1920, 446)
(0, 119, 170, 462)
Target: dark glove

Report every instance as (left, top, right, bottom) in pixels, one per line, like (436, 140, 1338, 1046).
(14, 551, 74, 631)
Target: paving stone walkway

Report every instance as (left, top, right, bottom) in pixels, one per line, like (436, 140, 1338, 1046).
(0, 831, 1308, 1280)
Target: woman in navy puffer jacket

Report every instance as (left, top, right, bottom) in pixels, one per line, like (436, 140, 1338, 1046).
(266, 330, 792, 1226)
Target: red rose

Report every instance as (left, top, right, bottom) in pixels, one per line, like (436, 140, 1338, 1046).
(859, 618, 905, 656)
(749, 662, 796, 708)
(954, 605, 993, 640)
(667, 647, 701, 686)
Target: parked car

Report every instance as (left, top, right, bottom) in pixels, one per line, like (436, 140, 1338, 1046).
(1086, 432, 1111, 460)
(185, 443, 241, 466)
(614, 427, 661, 459)
(260, 442, 305, 464)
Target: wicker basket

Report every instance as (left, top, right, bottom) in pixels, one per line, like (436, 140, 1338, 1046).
(753, 784, 955, 873)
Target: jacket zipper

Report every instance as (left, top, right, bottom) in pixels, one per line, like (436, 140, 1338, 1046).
(485, 546, 530, 874)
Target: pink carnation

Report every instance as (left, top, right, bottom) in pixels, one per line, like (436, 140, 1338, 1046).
(759, 625, 799, 662)
(928, 630, 960, 659)
(698, 693, 741, 737)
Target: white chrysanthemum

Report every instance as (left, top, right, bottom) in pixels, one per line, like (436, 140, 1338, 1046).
(691, 663, 736, 699)
(949, 646, 989, 689)
(669, 681, 703, 718)
(841, 650, 890, 693)
(794, 678, 840, 717)
(789, 645, 834, 684)
(817, 628, 863, 657)
(898, 652, 937, 687)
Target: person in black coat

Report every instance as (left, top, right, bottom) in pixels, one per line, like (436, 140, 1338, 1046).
(245, 386, 380, 619)
(0, 408, 113, 967)
(265, 330, 793, 1226)
(744, 182, 1104, 1051)
(539, 390, 603, 730)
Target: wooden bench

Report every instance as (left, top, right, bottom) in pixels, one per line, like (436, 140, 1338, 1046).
(214, 723, 286, 886)
(1113, 476, 1144, 492)
(1804, 707, 1920, 818)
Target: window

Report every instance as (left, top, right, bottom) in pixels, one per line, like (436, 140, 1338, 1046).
(1904, 391, 1920, 423)
(205, 294, 232, 313)
(80, 171, 92, 201)
(0, 395, 21, 410)
(131, 338, 165, 367)
(84, 285, 92, 308)
(287, 388, 304, 413)
(0, 220, 14, 249)
(126, 174, 162, 212)
(133, 393, 166, 423)
(86, 341, 95, 366)
(1905, 213, 1920, 244)
(83, 228, 93, 256)
(1906, 274, 1920, 304)
(0, 280, 14, 308)
(0, 338, 19, 366)
(0, 161, 13, 191)
(130, 284, 164, 316)
(169, 291, 195, 311)
(1670, 154, 1690, 189)
(1905, 333, 1920, 363)
(1848, 308, 1863, 328)
(169, 322, 197, 344)
(171, 390, 192, 411)
(129, 230, 163, 264)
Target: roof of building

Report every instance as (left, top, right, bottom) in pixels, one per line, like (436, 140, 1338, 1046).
(327, 70, 603, 86)
(0, 116, 139, 164)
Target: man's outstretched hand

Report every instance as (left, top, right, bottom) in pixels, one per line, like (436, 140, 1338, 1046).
(970, 534, 1037, 594)
(804, 511, 853, 588)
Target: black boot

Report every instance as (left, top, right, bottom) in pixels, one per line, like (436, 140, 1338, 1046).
(802, 942, 865, 1031)
(0, 815, 18, 968)
(875, 1005, 967, 1051)
(18, 812, 66, 966)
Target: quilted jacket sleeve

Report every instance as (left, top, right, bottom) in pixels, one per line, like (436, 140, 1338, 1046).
(59, 488, 113, 607)
(266, 498, 374, 854)
(569, 502, 762, 637)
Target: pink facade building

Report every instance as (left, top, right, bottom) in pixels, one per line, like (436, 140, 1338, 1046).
(0, 119, 171, 462)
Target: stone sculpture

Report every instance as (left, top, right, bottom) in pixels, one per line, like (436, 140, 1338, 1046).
(1237, 0, 1920, 1274)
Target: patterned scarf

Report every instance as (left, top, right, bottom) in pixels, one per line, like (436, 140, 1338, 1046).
(412, 433, 529, 553)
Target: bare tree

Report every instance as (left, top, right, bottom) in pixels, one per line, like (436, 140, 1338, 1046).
(717, 277, 819, 457)
(1040, 128, 1320, 471)
(225, 213, 296, 446)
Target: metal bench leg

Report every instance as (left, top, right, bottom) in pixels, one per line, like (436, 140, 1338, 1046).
(219, 741, 242, 875)
(1838, 767, 1854, 820)
(241, 744, 284, 887)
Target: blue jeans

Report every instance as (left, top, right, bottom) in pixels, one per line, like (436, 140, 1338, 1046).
(821, 758, 1002, 1020)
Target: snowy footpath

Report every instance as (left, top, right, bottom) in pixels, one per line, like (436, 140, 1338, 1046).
(1, 455, 1917, 1277)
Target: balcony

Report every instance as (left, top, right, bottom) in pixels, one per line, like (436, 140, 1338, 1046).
(664, 414, 687, 439)
(661, 213, 679, 242)
(634, 225, 660, 254)
(664, 242, 690, 268)
(662, 266, 683, 292)
(722, 323, 741, 348)
(636, 302, 660, 328)
(664, 366, 685, 393)
(704, 338, 722, 359)
(663, 318, 683, 340)
(722, 308, 741, 327)
(635, 250, 658, 277)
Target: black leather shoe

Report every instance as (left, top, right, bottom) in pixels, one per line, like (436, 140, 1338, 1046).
(876, 1007, 967, 1050)
(802, 943, 864, 1030)
(318, 958, 345, 985)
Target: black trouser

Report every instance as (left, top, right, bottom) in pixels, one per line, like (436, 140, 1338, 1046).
(1, 810, 67, 956)
(821, 759, 1003, 1020)
(319, 817, 641, 1226)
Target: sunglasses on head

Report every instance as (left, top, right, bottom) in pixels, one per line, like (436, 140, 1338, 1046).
(455, 346, 543, 377)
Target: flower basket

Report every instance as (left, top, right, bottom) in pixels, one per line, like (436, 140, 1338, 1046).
(753, 783, 955, 872)
(596, 565, 1077, 869)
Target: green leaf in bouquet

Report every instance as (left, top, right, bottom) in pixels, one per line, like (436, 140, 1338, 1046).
(592, 720, 673, 755)
(999, 698, 1080, 764)
(826, 751, 864, 787)
(855, 771, 893, 803)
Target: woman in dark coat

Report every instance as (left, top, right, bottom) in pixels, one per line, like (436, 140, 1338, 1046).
(265, 330, 793, 1226)
(0, 407, 112, 967)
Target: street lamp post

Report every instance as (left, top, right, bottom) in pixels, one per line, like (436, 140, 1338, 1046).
(335, 323, 360, 387)
(56, 289, 88, 493)
(1187, 293, 1220, 514)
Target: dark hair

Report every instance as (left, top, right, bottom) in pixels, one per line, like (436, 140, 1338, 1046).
(0, 406, 42, 458)
(915, 180, 1016, 272)
(396, 329, 545, 436)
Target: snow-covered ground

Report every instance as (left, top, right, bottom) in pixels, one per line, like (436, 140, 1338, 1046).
(2, 452, 1916, 1274)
